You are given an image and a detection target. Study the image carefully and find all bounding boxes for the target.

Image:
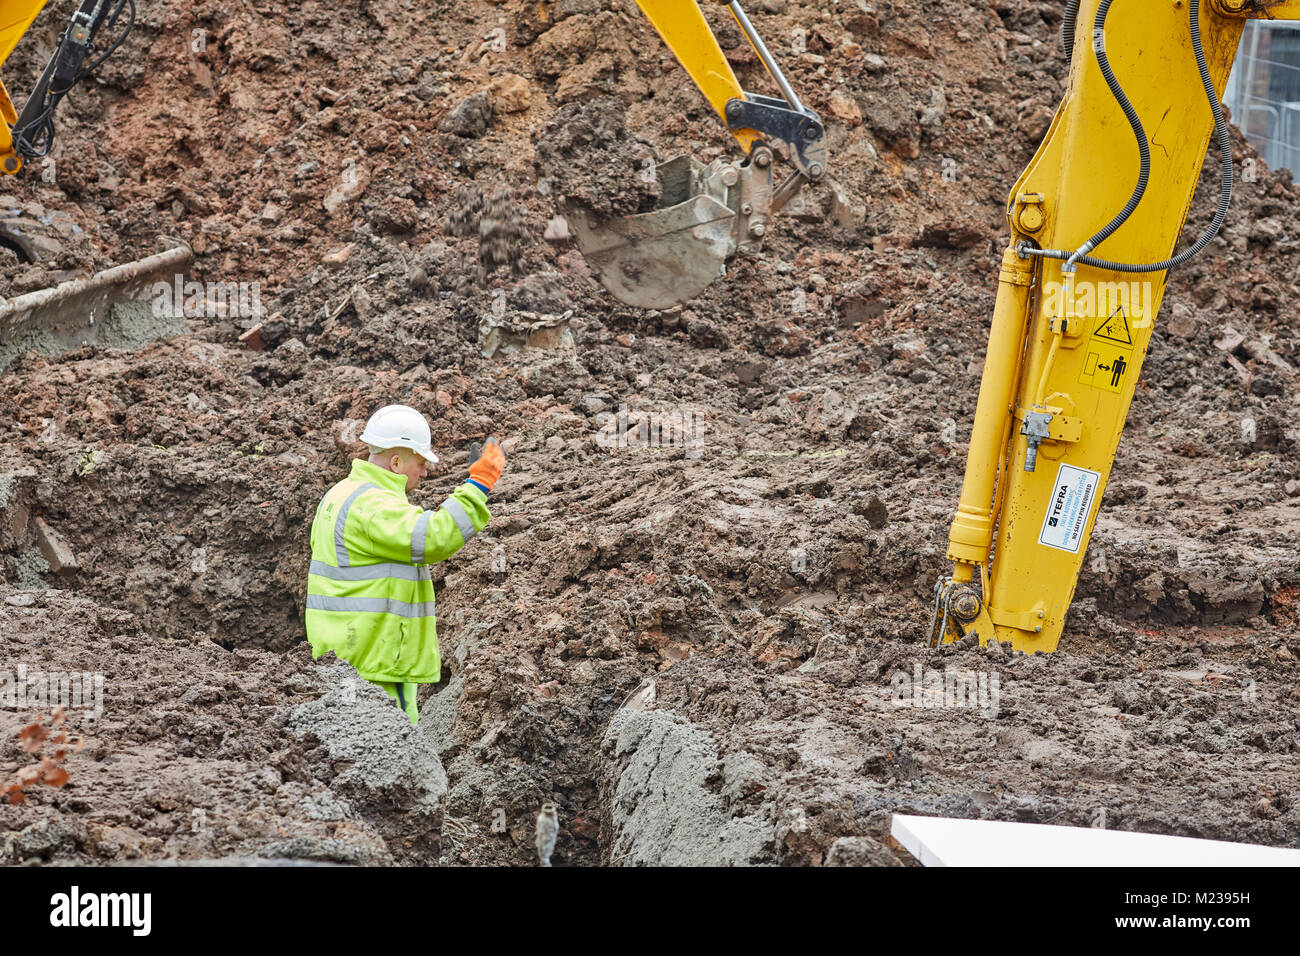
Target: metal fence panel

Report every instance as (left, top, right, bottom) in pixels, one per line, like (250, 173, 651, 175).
(1225, 21, 1300, 177)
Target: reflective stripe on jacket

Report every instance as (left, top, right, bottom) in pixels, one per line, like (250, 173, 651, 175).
(305, 458, 489, 683)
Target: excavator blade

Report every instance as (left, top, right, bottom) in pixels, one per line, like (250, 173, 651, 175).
(565, 154, 743, 310)
(0, 239, 193, 369)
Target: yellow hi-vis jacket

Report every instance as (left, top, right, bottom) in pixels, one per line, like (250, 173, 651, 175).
(305, 458, 489, 685)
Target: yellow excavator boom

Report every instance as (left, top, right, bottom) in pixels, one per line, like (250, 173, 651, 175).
(933, 0, 1300, 652)
(634, 0, 759, 155)
(1, 0, 136, 176)
(0, 0, 51, 173)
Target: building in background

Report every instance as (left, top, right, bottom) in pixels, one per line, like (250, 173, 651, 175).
(1225, 20, 1300, 177)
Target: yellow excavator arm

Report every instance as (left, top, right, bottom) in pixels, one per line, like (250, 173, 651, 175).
(633, 0, 826, 177)
(0, 0, 135, 176)
(567, 1, 829, 309)
(635, 0, 759, 156)
(932, 0, 1300, 652)
(0, 0, 50, 173)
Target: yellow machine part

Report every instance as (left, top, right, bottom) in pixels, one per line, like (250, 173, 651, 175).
(633, 0, 761, 154)
(942, 0, 1300, 651)
(0, 0, 52, 174)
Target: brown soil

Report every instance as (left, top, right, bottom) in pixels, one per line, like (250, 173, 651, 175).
(1, 0, 1298, 866)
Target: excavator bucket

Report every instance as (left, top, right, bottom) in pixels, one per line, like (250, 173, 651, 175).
(0, 238, 193, 369)
(566, 156, 738, 310)
(565, 2, 827, 309)
(565, 154, 770, 310)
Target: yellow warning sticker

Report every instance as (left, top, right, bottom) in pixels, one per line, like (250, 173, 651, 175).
(1092, 307, 1133, 346)
(1079, 307, 1134, 394)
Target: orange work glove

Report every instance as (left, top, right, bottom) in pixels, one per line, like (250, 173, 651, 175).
(468, 437, 505, 492)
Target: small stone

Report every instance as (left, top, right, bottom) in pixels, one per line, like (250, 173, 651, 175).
(1214, 327, 1246, 353)
(828, 179, 864, 229)
(323, 243, 356, 269)
(439, 91, 492, 138)
(1166, 303, 1200, 340)
(351, 287, 373, 321)
(826, 836, 899, 867)
(784, 188, 824, 222)
(543, 216, 569, 242)
(323, 163, 369, 215)
(4, 593, 36, 607)
(828, 90, 862, 127)
(33, 518, 77, 575)
(488, 74, 532, 114)
(238, 324, 265, 351)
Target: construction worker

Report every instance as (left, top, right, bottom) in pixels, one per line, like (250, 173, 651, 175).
(305, 404, 506, 724)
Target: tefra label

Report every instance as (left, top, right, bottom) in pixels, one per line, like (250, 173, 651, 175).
(1037, 463, 1101, 553)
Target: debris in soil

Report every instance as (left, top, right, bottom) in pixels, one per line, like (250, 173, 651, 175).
(533, 98, 662, 220)
(447, 185, 486, 239)
(287, 666, 449, 862)
(440, 91, 493, 139)
(0, 203, 110, 296)
(534, 802, 558, 866)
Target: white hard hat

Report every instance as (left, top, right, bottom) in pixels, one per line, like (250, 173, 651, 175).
(359, 404, 439, 463)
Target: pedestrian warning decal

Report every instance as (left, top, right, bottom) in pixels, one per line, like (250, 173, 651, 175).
(1079, 306, 1134, 394)
(1037, 462, 1100, 554)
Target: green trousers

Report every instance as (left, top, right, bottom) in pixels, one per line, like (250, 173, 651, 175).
(375, 680, 420, 725)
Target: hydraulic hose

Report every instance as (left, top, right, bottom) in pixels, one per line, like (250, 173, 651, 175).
(1063, 0, 1081, 65)
(1023, 0, 1233, 274)
(12, 0, 137, 159)
(1059, 0, 1150, 272)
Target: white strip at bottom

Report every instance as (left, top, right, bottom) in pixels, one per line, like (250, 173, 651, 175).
(890, 814, 1300, 867)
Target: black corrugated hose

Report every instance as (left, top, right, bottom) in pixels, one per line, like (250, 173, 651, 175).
(1024, 0, 1234, 274)
(1063, 0, 1081, 64)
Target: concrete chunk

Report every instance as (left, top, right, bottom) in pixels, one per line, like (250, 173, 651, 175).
(33, 517, 77, 575)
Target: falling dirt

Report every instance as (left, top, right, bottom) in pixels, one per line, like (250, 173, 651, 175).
(534, 97, 662, 220)
(1, 0, 1298, 866)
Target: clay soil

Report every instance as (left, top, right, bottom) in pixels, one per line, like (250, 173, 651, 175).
(1, 0, 1298, 866)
